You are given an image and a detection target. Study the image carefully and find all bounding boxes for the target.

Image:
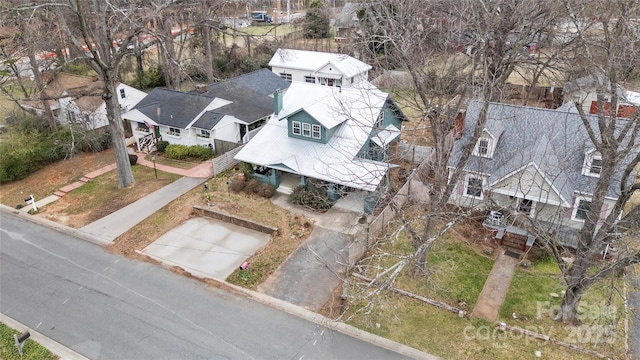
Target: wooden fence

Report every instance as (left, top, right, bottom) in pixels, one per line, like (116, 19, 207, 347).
(212, 145, 244, 176)
(397, 142, 434, 163)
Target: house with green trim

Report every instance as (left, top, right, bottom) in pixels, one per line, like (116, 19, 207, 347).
(234, 81, 406, 213)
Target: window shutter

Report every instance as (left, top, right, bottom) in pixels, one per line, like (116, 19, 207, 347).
(565, 197, 575, 218)
(598, 203, 608, 225)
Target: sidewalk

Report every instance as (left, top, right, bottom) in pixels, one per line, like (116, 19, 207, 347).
(471, 250, 519, 321)
(80, 176, 204, 243)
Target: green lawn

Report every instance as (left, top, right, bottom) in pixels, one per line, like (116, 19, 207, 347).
(345, 222, 627, 359)
(0, 322, 56, 360)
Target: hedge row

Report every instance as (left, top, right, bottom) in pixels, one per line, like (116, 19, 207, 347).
(164, 144, 213, 161)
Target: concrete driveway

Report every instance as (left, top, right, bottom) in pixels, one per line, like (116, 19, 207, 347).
(142, 217, 271, 280)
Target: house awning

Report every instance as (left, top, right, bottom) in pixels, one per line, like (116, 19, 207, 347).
(371, 124, 400, 147)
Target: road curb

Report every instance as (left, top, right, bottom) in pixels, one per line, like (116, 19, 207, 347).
(1, 204, 439, 359)
(221, 281, 441, 360)
(0, 313, 89, 360)
(0, 204, 111, 246)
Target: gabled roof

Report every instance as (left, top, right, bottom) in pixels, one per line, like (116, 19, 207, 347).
(132, 88, 216, 129)
(193, 68, 290, 123)
(269, 48, 372, 78)
(276, 81, 387, 129)
(234, 81, 392, 192)
(449, 101, 638, 201)
(22, 73, 104, 112)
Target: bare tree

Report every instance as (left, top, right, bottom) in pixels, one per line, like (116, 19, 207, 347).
(350, 0, 640, 327)
(544, 0, 640, 324)
(356, 0, 564, 274)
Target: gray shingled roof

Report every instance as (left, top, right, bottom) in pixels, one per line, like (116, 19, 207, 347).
(193, 112, 225, 130)
(133, 88, 214, 129)
(449, 101, 638, 202)
(193, 68, 290, 123)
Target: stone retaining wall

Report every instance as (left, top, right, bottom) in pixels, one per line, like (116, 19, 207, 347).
(193, 205, 278, 235)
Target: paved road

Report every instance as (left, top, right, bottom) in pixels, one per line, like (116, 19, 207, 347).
(0, 212, 416, 360)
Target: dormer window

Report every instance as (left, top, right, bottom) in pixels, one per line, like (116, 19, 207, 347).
(473, 137, 493, 158)
(582, 150, 602, 177)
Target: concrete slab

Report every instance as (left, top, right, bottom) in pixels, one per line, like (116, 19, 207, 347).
(142, 217, 271, 281)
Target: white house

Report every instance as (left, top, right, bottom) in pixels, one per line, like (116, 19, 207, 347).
(21, 73, 147, 130)
(268, 48, 371, 88)
(563, 74, 639, 118)
(122, 69, 290, 153)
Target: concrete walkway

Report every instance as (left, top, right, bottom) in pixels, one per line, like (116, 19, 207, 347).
(471, 250, 519, 321)
(24, 154, 212, 213)
(80, 176, 204, 243)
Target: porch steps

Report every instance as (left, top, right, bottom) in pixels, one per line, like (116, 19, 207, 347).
(276, 184, 294, 195)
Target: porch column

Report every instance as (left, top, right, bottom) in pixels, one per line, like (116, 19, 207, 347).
(270, 169, 281, 187)
(299, 175, 306, 187)
(327, 183, 339, 202)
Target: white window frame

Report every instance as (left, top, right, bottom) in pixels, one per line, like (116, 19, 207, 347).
(292, 121, 301, 135)
(464, 175, 484, 199)
(473, 137, 492, 158)
(198, 129, 210, 138)
(517, 198, 536, 216)
(582, 151, 602, 177)
(318, 77, 327, 86)
(168, 127, 181, 136)
(312, 124, 321, 139)
(279, 73, 292, 82)
(119, 88, 126, 99)
(571, 196, 592, 222)
(304, 76, 315, 84)
(302, 123, 311, 137)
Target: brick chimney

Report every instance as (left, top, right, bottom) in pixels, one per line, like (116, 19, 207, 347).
(195, 84, 207, 93)
(453, 109, 466, 140)
(274, 89, 283, 115)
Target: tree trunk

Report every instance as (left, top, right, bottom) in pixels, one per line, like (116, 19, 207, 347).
(103, 76, 134, 188)
(20, 19, 57, 131)
(556, 281, 586, 324)
(202, 25, 214, 82)
(136, 48, 144, 89)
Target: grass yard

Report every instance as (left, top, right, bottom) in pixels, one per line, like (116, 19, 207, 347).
(342, 219, 628, 360)
(0, 322, 56, 360)
(0, 149, 116, 208)
(39, 164, 181, 227)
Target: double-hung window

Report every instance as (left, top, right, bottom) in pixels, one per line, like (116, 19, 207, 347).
(279, 73, 292, 82)
(302, 123, 311, 137)
(312, 124, 321, 139)
(292, 121, 301, 135)
(465, 176, 483, 198)
(572, 197, 592, 221)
